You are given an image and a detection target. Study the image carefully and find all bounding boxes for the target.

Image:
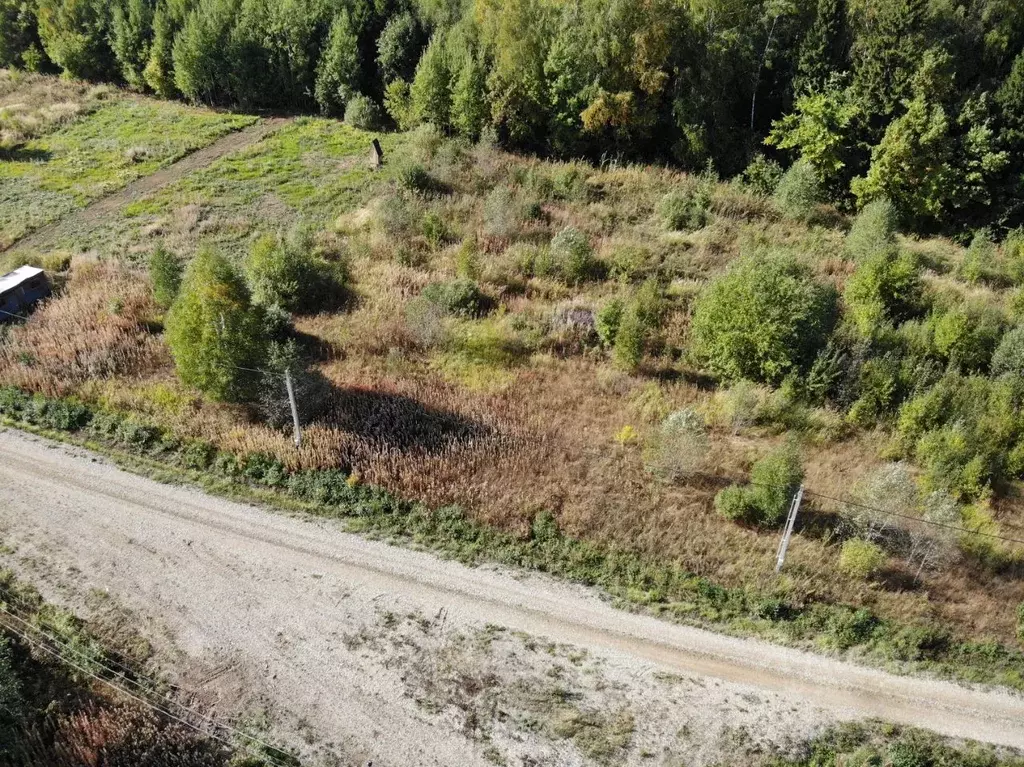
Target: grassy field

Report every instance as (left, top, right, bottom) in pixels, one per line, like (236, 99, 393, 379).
(0, 71, 255, 249)
(1, 74, 1023, 683)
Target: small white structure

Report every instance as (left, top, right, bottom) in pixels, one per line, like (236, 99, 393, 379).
(0, 265, 50, 320)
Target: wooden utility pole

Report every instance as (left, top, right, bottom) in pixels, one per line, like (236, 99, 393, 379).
(774, 485, 804, 573)
(284, 368, 302, 448)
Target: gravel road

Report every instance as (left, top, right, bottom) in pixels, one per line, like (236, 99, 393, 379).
(0, 428, 1022, 765)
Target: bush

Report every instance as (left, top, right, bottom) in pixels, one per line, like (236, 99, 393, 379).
(846, 199, 898, 262)
(896, 374, 1024, 499)
(421, 279, 488, 317)
(658, 184, 712, 232)
(844, 251, 922, 337)
(1006, 228, 1024, 285)
(612, 306, 646, 371)
(747, 441, 804, 527)
(991, 325, 1024, 378)
(483, 185, 524, 240)
(422, 210, 450, 249)
(958, 232, 999, 285)
(595, 299, 623, 347)
(926, 301, 1005, 372)
(547, 227, 601, 284)
(149, 245, 182, 309)
(714, 484, 755, 523)
(376, 192, 419, 239)
(691, 253, 838, 384)
(772, 160, 823, 222)
(1017, 602, 1024, 644)
(838, 539, 887, 579)
(244, 224, 347, 314)
(344, 94, 384, 131)
(645, 409, 709, 481)
(741, 154, 784, 198)
(397, 162, 436, 195)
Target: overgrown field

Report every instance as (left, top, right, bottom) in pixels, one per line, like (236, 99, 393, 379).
(0, 570, 283, 766)
(2, 75, 1024, 685)
(0, 70, 255, 249)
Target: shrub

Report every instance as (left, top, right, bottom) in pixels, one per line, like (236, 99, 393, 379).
(691, 253, 838, 384)
(165, 247, 268, 402)
(926, 302, 1005, 372)
(658, 184, 712, 232)
(344, 94, 384, 131)
(483, 185, 524, 240)
(180, 440, 214, 470)
(843, 251, 922, 338)
(404, 296, 447, 347)
(991, 325, 1024, 378)
(741, 154, 784, 198)
(896, 374, 1024, 499)
(714, 485, 755, 523)
(846, 199, 898, 262)
(747, 441, 804, 527)
(645, 408, 709, 481)
(377, 192, 419, 239)
(1006, 228, 1024, 285)
(772, 160, 823, 222)
(397, 162, 435, 194)
(958, 232, 998, 285)
(548, 227, 601, 284)
(716, 380, 766, 433)
(1017, 602, 1024, 644)
(245, 225, 347, 314)
(148, 245, 182, 309)
(612, 306, 646, 371)
(595, 299, 624, 347)
(607, 245, 656, 282)
(838, 539, 887, 579)
(422, 210, 450, 249)
(421, 279, 488, 317)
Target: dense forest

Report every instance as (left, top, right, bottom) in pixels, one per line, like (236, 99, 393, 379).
(1, 0, 1023, 237)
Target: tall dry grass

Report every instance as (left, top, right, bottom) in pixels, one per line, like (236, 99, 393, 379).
(0, 263, 168, 396)
(11, 703, 230, 767)
(0, 69, 113, 147)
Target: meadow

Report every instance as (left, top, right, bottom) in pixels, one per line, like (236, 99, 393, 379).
(0, 70, 255, 249)
(2, 72, 1024, 679)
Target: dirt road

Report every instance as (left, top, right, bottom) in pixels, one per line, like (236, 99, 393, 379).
(4, 117, 290, 254)
(0, 428, 1022, 765)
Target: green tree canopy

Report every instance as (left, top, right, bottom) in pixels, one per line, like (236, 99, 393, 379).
(165, 247, 268, 402)
(691, 253, 839, 384)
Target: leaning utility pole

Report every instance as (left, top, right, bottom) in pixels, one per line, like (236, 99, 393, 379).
(284, 368, 302, 448)
(774, 485, 804, 573)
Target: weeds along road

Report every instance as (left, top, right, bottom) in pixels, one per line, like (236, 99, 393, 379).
(0, 428, 1023, 763)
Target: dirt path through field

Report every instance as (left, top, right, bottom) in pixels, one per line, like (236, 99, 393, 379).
(0, 428, 1022, 765)
(4, 117, 290, 254)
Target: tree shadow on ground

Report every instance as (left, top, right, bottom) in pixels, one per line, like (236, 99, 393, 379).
(0, 146, 52, 162)
(326, 386, 493, 453)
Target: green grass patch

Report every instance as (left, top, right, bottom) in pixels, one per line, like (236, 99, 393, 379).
(2, 385, 1023, 695)
(0, 99, 254, 247)
(57, 119, 408, 259)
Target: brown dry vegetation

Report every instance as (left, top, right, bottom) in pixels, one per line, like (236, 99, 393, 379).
(0, 69, 113, 148)
(2, 118, 1023, 648)
(0, 263, 167, 395)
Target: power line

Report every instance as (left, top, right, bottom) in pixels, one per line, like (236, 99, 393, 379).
(0, 306, 30, 321)
(800, 487, 1024, 547)
(0, 599, 298, 767)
